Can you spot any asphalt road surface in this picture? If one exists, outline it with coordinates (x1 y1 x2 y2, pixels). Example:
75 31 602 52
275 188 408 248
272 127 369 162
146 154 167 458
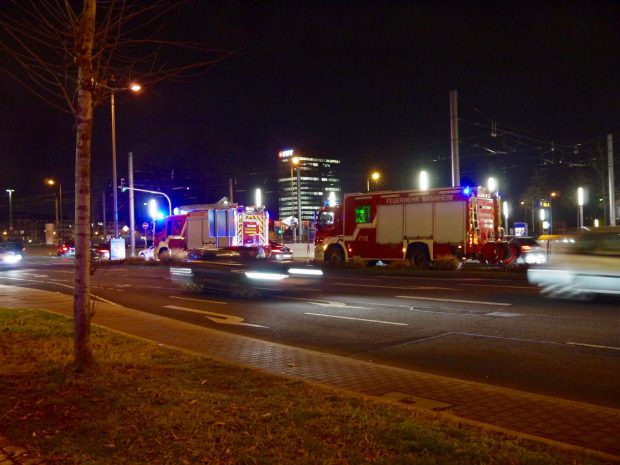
3 255 619 409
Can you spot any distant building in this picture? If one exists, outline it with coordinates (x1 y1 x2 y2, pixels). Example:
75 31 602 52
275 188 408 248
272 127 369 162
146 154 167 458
277 149 342 223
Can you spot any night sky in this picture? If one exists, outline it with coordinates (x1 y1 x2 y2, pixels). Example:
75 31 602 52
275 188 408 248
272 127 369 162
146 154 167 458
2 1 619 224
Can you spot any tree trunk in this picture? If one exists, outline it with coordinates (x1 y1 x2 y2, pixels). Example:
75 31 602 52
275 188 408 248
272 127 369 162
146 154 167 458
73 0 96 370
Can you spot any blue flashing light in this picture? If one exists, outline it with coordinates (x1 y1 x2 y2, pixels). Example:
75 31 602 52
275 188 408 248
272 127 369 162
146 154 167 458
462 186 472 196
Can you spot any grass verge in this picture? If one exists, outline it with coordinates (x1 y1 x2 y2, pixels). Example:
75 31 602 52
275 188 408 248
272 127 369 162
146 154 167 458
0 309 601 465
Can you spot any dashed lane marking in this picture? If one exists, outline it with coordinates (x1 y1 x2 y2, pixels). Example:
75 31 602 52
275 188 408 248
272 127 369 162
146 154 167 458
304 312 408 326
168 295 228 305
566 341 620 351
396 295 512 306
333 282 456 291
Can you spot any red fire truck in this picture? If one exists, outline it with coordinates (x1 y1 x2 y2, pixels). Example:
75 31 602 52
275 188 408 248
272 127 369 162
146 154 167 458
154 202 269 260
314 186 510 267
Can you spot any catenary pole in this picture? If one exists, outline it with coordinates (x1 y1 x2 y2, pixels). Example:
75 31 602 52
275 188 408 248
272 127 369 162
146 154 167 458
449 90 460 187
608 134 616 226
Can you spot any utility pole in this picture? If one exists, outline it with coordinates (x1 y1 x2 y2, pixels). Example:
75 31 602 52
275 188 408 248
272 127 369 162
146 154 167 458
128 151 136 256
449 89 460 187
608 134 616 226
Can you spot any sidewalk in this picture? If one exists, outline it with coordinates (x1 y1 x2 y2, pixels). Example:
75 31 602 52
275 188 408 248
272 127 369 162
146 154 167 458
2 283 619 463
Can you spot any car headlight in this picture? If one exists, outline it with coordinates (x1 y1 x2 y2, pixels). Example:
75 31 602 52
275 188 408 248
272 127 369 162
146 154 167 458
245 271 289 281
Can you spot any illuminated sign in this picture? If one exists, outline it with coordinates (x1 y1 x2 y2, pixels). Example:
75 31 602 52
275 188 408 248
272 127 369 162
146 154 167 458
278 149 294 158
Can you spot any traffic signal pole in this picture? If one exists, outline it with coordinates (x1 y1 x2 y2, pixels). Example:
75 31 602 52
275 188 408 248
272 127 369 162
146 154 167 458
128 151 136 257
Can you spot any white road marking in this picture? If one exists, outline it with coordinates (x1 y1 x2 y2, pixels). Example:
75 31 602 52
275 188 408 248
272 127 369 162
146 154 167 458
461 283 536 290
279 296 369 309
566 342 620 351
169 295 228 305
304 312 408 326
334 282 456 291
396 295 512 306
310 301 368 309
163 305 267 328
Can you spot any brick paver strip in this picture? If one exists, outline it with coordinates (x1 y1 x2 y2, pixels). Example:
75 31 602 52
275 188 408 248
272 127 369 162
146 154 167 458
1 284 619 460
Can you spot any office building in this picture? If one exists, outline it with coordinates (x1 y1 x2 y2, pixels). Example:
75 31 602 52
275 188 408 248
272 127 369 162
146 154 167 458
277 149 341 223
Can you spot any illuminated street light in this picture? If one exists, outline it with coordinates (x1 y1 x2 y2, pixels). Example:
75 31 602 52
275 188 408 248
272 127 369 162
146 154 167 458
5 189 15 230
255 188 262 208
578 186 585 229
503 201 509 231
418 170 429 191
44 178 62 230
107 81 142 238
328 191 336 207
290 156 302 241
487 177 498 193
367 171 381 192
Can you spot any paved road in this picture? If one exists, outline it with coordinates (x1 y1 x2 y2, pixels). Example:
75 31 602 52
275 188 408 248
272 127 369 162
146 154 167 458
3 256 620 410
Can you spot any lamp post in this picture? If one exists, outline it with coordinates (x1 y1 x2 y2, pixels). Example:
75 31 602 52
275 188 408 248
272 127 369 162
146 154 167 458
291 157 303 241
418 170 429 191
367 171 380 192
487 177 498 193
108 81 141 238
577 187 584 229
5 189 14 230
44 178 62 231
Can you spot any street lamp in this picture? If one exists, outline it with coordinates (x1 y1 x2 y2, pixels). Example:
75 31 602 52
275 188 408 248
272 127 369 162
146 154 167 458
5 189 14 230
255 188 262 208
487 177 498 193
291 156 303 241
367 171 381 192
108 81 142 238
503 201 509 232
418 170 429 191
44 178 62 230
577 186 585 229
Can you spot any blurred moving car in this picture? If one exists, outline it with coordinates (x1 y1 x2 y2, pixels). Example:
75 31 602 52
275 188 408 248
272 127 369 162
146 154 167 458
57 241 75 257
0 242 24 265
267 241 293 261
139 246 155 261
91 242 110 261
528 229 620 299
170 249 322 298
507 236 547 266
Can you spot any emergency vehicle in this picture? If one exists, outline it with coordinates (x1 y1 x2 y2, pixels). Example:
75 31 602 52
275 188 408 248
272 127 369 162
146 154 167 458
154 201 269 260
314 186 510 267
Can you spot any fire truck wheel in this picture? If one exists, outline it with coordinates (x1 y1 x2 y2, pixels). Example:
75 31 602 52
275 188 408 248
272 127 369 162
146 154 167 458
324 246 345 267
406 246 430 269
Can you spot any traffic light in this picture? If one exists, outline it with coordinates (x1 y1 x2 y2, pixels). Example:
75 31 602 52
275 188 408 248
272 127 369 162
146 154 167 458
120 178 127 192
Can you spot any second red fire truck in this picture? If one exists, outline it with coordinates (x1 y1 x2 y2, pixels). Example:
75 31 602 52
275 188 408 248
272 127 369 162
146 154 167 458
154 201 269 260
314 186 510 267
